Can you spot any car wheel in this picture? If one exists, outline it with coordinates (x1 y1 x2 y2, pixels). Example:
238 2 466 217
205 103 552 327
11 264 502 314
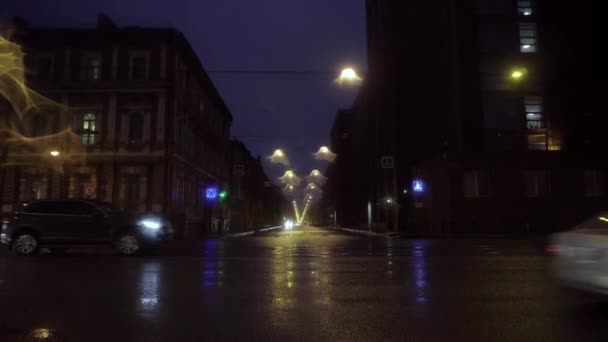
115 233 141 256
11 232 40 256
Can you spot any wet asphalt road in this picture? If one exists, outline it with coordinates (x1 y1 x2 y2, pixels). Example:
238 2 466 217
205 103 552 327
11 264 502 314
0 226 607 342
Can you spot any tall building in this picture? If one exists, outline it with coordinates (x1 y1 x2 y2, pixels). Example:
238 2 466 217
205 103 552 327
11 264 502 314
0 15 234 236
328 0 600 234
324 109 356 226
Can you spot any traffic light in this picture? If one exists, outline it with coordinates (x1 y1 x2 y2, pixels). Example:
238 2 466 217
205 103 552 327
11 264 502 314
219 190 228 201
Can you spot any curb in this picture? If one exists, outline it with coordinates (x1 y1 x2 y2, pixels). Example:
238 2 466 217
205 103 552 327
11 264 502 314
329 226 387 237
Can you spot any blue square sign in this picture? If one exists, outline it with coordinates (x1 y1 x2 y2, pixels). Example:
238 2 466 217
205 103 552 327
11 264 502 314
206 187 218 200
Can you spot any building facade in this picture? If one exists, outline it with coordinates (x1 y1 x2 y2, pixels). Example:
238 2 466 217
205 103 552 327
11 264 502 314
326 0 600 234
229 140 286 232
0 15 233 236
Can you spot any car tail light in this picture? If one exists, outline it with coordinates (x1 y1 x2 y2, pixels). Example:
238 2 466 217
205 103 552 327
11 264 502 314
545 244 560 254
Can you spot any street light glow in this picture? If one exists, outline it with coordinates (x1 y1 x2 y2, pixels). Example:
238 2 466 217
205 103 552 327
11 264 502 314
49 150 60 157
337 67 362 84
510 67 528 81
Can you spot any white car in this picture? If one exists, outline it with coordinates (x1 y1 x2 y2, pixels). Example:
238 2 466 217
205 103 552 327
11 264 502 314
551 212 608 294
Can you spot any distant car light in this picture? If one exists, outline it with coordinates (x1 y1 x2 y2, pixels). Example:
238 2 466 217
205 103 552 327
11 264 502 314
284 220 294 229
138 219 161 230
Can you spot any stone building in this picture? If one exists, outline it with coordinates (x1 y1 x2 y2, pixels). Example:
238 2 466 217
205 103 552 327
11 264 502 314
0 15 233 236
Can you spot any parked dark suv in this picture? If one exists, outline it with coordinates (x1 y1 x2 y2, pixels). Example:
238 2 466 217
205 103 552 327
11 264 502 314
1 199 174 256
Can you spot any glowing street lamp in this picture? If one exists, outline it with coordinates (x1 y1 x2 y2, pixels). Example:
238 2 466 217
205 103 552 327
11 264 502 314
510 67 528 81
273 149 284 157
49 150 60 157
337 67 362 85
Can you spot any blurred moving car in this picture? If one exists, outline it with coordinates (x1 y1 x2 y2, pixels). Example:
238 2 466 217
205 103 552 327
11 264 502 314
550 212 608 294
1 199 174 256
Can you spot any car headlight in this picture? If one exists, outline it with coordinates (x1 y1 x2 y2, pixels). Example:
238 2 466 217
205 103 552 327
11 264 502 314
138 219 162 230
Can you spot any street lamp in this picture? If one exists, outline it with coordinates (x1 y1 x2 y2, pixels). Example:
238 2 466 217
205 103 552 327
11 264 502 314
49 150 60 157
510 67 528 81
336 67 362 85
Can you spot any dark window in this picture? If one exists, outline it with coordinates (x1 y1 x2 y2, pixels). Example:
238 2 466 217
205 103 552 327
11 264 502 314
463 171 491 198
31 114 47 137
125 175 141 209
128 112 144 144
130 56 147 80
85 56 102 80
37 57 52 80
525 171 550 197
584 171 603 197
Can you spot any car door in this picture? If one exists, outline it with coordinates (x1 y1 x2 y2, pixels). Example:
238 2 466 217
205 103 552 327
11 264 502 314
20 201 65 242
58 201 110 243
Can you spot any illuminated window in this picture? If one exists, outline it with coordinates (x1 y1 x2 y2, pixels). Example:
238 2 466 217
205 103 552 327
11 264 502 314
525 171 550 197
128 112 144 145
518 0 533 16
525 96 544 129
85 56 102 80
584 171 603 197
81 113 97 145
520 23 537 53
527 134 546 150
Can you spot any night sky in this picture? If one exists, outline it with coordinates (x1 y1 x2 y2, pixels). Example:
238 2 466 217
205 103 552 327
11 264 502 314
1 0 366 182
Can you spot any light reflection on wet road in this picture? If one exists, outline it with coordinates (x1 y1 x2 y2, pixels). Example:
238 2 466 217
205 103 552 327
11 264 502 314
0 226 607 341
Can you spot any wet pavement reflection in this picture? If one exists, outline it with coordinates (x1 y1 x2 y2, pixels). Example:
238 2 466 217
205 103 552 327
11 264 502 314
0 226 607 341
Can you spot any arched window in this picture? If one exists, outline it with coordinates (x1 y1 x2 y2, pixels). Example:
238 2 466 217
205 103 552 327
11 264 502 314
128 112 144 145
81 113 97 145
31 114 47 137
